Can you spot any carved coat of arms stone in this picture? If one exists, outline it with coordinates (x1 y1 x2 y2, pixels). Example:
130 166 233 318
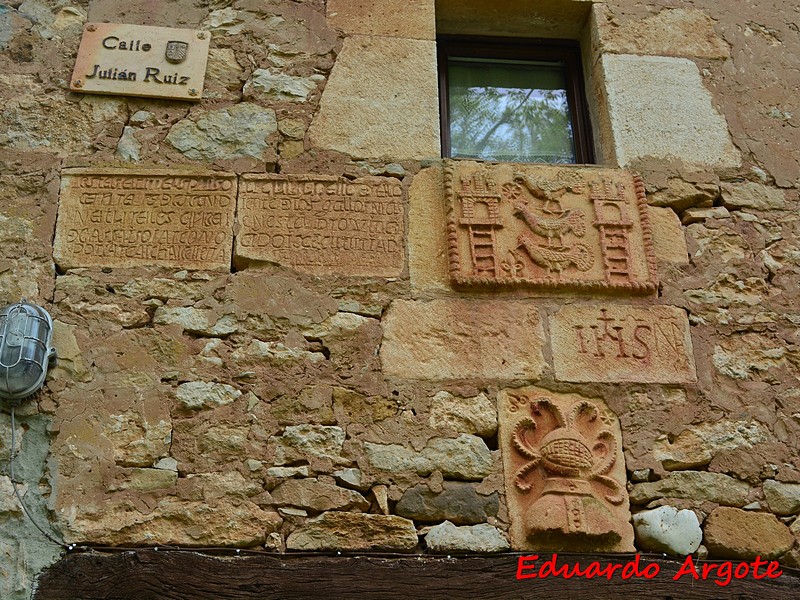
445 161 658 293
165 40 189 64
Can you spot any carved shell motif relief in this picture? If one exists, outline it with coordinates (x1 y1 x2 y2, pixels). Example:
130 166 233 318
499 387 635 552
445 161 658 293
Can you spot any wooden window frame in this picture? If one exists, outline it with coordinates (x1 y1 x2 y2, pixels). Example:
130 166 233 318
438 35 595 164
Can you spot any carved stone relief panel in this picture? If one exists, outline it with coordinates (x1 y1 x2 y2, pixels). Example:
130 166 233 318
550 305 697 384
445 160 658 293
498 386 635 552
236 174 404 277
54 169 236 270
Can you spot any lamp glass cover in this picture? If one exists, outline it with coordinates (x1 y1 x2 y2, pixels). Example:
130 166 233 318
0 302 56 404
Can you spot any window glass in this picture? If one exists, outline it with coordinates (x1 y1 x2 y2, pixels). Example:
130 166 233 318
447 58 575 164
438 37 593 164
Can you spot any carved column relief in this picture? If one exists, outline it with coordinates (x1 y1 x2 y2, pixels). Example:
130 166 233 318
499 387 635 552
445 161 658 293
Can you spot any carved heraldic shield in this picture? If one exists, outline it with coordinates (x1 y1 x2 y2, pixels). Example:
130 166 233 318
165 41 188 64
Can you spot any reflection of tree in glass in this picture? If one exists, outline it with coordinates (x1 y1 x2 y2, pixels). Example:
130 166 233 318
450 86 574 164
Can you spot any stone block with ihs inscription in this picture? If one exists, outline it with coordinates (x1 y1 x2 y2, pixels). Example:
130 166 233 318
550 305 697 384
498 387 635 552
445 161 658 293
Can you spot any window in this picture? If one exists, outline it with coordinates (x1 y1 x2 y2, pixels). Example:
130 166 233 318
438 37 594 164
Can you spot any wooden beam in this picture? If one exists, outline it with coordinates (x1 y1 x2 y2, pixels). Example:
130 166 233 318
34 550 800 600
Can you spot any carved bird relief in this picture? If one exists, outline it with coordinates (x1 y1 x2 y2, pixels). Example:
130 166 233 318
517 233 594 275
513 201 586 247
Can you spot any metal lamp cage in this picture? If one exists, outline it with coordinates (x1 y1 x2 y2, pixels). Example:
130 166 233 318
0 302 56 405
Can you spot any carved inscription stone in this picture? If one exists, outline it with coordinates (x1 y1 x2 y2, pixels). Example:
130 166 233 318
498 386 635 552
550 305 697 384
70 23 211 101
445 160 658 293
54 169 236 270
236 174 404 277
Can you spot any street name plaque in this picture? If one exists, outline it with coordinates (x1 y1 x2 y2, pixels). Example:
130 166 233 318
69 23 211 101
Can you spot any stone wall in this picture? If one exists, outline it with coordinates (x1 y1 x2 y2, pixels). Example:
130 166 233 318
0 0 798 597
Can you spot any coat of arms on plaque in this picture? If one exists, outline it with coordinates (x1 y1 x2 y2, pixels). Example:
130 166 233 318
165 40 189 64
444 161 658 293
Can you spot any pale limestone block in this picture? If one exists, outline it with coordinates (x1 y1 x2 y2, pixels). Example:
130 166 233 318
118 468 177 492
550 305 697 384
206 48 244 92
308 35 440 160
424 521 509 553
175 381 242 411
601 54 740 169
327 0 435 40
428 391 497 438
595 7 730 59
498 387 635 552
633 506 702 555
380 299 544 380
652 420 769 470
712 333 787 380
271 478 370 512
286 512 418 551
166 103 277 161
630 472 749 506
647 206 689 265
61 497 282 546
364 434 492 481
243 69 324 103
721 182 788 211
270 424 348 466
763 480 800 516
408 165 449 291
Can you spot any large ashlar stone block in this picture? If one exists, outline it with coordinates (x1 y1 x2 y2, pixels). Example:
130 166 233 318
436 0 593 39
550 305 697 384
408 165 449 290
629 471 750 507
308 35 440 160
600 54 740 169
380 299 545 380
594 7 730 59
235 174 404 276
498 387 635 552
647 206 689 265
444 161 658 293
327 0 435 40
53 169 236 270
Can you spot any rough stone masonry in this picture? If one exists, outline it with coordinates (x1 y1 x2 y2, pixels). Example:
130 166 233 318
0 1 799 598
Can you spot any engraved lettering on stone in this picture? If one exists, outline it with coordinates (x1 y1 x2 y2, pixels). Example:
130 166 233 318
54 169 236 270
551 305 697 384
236 174 404 277
499 387 634 552
445 161 658 293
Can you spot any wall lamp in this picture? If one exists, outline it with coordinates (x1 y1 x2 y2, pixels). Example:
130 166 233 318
0 301 57 406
